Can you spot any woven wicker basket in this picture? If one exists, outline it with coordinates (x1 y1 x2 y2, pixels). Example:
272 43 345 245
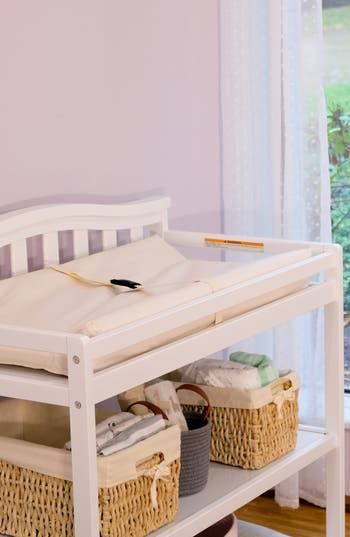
0 400 180 537
173 371 300 470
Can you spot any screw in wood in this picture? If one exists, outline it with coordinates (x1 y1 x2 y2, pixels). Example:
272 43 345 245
73 355 80 365
75 401 82 409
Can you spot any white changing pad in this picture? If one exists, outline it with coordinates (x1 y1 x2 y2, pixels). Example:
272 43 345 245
0 235 311 375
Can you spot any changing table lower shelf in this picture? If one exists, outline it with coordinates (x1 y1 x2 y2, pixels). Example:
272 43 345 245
152 430 336 537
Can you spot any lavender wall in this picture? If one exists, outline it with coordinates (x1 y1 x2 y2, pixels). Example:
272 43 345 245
0 1 221 231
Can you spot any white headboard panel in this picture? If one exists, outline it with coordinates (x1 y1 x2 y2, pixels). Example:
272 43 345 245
0 197 170 277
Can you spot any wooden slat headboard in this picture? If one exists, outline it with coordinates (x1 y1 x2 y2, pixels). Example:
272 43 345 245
0 197 170 278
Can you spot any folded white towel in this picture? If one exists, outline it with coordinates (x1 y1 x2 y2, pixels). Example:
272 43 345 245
145 381 188 432
96 415 143 449
64 412 140 451
181 358 261 390
99 415 166 456
95 412 137 435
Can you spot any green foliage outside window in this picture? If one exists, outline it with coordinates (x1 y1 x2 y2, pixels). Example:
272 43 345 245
327 98 350 309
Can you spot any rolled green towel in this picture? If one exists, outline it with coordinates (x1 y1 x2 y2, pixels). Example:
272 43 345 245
229 351 279 387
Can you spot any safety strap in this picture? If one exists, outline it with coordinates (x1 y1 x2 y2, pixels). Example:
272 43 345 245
49 265 116 289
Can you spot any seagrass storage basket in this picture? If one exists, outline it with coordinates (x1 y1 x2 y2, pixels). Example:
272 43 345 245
0 400 180 537
173 371 300 470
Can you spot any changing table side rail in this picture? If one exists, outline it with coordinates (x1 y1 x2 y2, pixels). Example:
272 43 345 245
0 326 85 405
0 323 83 354
164 229 325 255
92 279 336 402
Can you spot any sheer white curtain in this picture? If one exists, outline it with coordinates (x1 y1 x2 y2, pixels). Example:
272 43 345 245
220 0 331 507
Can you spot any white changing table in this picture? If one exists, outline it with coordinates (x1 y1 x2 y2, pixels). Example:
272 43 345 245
0 197 344 537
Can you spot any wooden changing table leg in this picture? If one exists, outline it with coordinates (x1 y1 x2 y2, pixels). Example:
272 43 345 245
325 248 345 537
68 338 100 537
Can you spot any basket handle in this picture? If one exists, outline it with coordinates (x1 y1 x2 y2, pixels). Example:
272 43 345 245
176 383 211 421
271 377 293 396
127 400 169 421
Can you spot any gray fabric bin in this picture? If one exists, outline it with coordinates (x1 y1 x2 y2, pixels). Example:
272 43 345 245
176 384 211 497
126 383 212 497
179 412 211 496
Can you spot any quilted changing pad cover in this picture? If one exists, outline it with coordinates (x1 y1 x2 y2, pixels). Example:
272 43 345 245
0 235 311 375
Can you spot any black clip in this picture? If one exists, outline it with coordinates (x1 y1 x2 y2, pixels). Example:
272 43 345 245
110 279 142 290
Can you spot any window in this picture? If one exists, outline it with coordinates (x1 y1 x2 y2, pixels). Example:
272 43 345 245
323 0 350 390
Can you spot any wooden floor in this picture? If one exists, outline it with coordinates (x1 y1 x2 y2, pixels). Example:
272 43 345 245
236 496 350 536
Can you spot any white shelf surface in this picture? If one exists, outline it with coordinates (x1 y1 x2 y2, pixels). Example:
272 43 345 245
153 430 337 537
